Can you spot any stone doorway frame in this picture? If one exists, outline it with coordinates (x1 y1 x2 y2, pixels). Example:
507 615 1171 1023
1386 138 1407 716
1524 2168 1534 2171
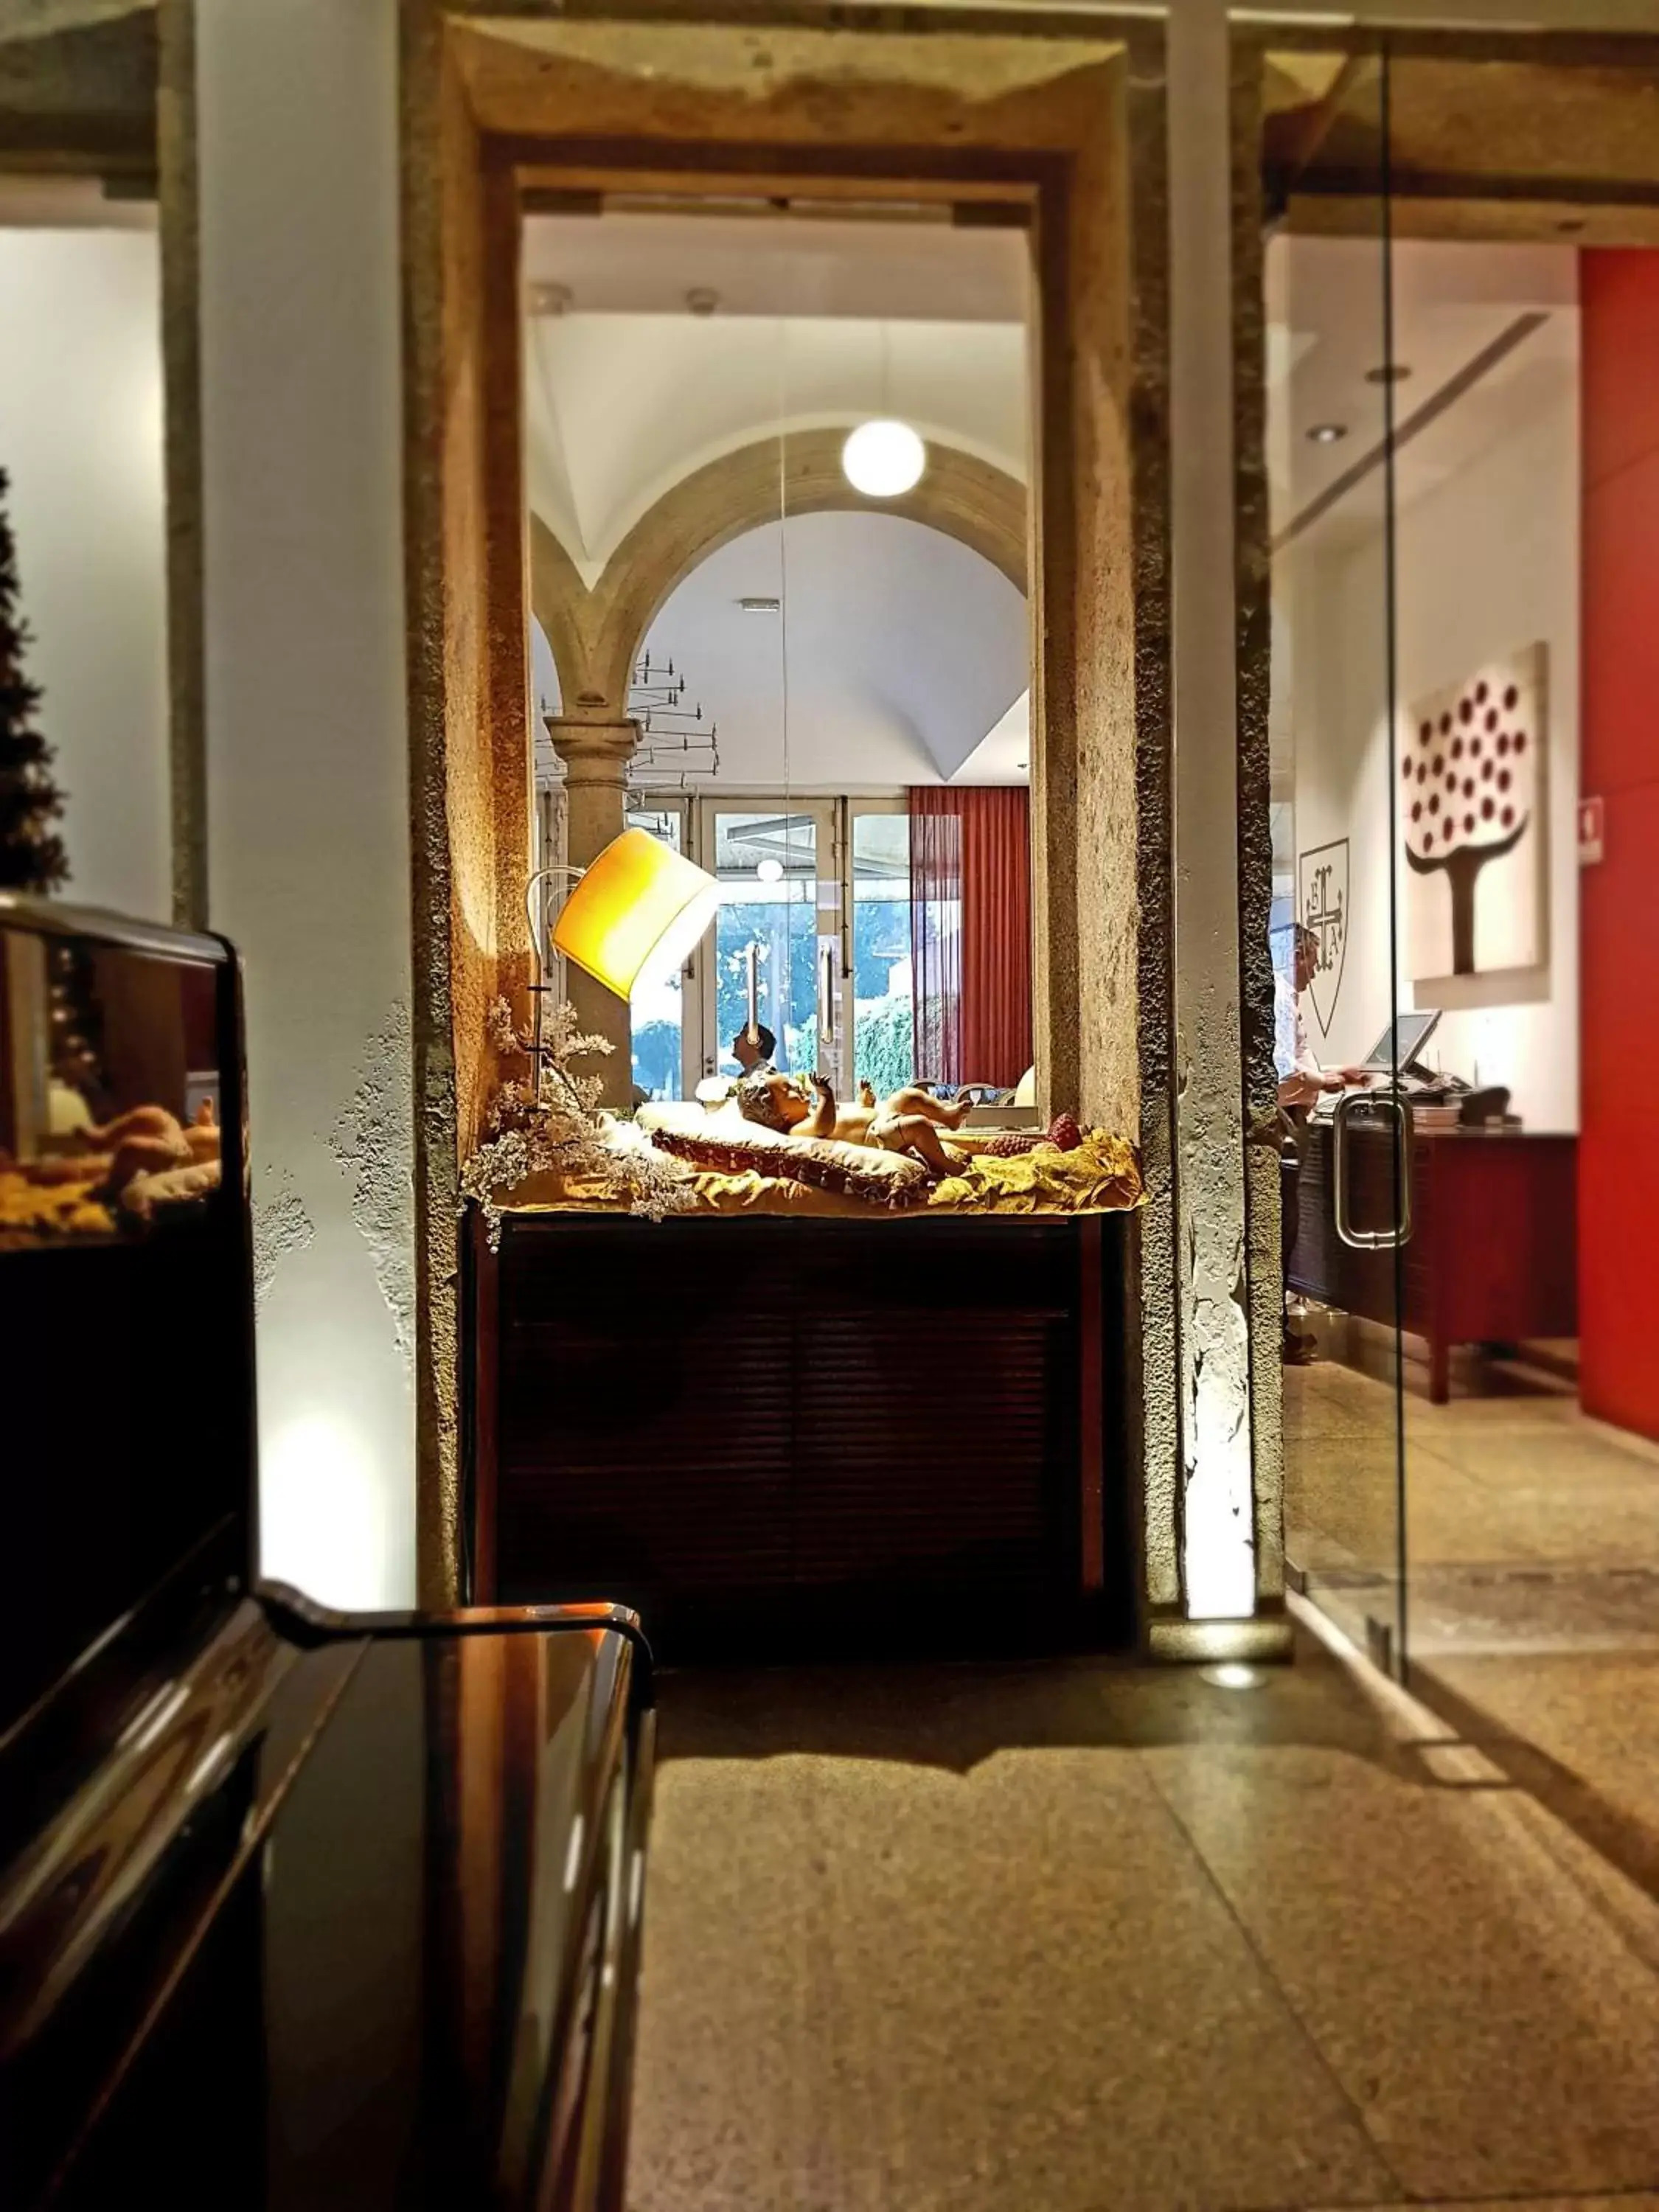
401 4 1183 1619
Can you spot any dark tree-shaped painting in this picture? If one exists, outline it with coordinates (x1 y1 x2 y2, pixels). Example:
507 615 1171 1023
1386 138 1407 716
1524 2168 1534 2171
1402 644 1545 982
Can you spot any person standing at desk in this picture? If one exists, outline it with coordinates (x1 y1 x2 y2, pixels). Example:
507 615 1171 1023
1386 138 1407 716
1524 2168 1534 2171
1276 924 1346 1113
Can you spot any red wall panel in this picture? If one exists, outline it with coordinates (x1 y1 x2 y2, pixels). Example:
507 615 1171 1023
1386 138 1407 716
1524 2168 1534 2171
1580 251 1659 1441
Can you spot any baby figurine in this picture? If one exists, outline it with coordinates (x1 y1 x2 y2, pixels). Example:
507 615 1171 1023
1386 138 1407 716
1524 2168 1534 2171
736 1071 971 1178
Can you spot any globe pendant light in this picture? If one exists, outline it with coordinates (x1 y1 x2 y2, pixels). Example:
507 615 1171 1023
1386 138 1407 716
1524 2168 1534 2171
841 321 925 498
841 417 925 498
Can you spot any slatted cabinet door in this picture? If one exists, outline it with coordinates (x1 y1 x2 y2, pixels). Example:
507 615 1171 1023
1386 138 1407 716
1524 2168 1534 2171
475 1213 1130 1658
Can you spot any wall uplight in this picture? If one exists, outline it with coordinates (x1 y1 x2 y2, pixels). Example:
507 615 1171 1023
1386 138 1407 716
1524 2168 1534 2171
841 418 926 498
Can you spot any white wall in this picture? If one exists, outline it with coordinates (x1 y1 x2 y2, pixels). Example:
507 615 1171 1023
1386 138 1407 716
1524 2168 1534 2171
641 511 1027 790
198 0 416 1608
1286 328 1580 1132
0 225 169 920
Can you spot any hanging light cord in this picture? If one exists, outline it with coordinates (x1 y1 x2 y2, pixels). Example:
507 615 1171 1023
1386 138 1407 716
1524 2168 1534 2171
775 314 801 1064
777 316 793 877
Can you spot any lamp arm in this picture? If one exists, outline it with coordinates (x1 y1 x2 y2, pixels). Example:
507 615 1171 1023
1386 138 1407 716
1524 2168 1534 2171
524 863 586 1101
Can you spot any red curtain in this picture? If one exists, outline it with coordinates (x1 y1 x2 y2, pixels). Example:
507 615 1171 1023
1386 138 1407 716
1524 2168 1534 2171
909 786 1032 1090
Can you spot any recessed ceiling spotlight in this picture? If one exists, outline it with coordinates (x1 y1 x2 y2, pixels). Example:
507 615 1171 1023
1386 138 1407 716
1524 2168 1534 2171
842 419 927 498
1307 422 1348 445
686 286 720 317
1364 362 1413 385
737 596 781 615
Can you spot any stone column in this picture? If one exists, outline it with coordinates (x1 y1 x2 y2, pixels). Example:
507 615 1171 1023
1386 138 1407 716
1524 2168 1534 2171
1167 0 1256 1630
545 715 638 1108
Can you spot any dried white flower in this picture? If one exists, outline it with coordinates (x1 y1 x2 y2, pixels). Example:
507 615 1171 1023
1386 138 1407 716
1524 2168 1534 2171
461 995 692 1245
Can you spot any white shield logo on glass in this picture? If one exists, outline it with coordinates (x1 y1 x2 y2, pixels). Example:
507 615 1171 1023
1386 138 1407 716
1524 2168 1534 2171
1298 838 1348 1038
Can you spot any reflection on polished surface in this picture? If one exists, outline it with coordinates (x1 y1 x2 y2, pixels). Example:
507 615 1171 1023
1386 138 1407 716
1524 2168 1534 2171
0 901 654 2211
1285 1355 1659 1653
1 1618 651 2211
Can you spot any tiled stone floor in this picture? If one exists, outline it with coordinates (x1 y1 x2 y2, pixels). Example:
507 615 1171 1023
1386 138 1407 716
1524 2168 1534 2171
1286 1351 1659 1963
1284 1355 1659 1658
627 1631 1659 2212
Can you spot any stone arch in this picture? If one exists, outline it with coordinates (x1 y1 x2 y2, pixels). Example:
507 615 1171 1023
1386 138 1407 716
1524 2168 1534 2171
532 428 1026 720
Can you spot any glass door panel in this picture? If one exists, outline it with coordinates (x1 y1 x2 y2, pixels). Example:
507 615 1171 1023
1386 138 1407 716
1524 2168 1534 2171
850 804 915 1095
1267 41 1411 1675
698 803 837 1082
626 801 688 1101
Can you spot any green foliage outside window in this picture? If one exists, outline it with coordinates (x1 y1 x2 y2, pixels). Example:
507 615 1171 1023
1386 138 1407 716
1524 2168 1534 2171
632 1018 680 1100
854 993 914 1096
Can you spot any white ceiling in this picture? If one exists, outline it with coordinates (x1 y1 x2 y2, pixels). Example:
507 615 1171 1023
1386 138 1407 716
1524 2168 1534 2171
1267 236 1579 549
527 220 1582 813
953 689 1030 786
1267 237 1580 797
524 207 1029 321
523 210 1031 580
630 509 1027 793
526 206 1032 793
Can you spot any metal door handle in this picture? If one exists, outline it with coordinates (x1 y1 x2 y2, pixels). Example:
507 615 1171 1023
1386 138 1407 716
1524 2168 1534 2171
818 946 835 1045
1332 1089 1415 1251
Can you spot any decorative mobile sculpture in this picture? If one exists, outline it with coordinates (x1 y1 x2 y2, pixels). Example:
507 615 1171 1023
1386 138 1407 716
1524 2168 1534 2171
626 650 720 799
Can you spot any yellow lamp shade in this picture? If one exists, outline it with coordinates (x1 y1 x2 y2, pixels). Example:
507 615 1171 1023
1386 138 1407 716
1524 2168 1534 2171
552 827 720 1000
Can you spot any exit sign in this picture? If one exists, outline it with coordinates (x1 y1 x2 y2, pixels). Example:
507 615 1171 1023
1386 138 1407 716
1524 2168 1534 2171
1579 795 1605 866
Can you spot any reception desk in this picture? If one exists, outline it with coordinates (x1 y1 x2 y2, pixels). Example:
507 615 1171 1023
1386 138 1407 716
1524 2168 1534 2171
1290 1119 1577 1402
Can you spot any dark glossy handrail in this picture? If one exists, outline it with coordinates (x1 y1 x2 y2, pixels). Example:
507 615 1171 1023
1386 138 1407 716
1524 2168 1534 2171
257 1582 655 1704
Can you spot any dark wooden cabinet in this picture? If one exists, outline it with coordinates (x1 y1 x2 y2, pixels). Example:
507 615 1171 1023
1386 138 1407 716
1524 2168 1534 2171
1291 1119 1577 1400
466 1210 1135 1658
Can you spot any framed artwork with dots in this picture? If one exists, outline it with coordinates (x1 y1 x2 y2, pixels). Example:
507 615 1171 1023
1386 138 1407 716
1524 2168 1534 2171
1400 643 1547 984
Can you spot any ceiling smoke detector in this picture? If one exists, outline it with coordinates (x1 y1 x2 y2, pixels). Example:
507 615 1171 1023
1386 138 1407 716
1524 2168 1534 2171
1307 422 1348 445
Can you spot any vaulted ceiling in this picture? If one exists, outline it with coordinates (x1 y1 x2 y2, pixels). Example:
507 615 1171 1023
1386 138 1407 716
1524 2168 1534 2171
640 509 1028 792
523 206 1033 790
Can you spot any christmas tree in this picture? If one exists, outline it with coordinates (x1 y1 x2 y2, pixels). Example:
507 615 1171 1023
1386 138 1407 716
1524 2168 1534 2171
0 467 68 892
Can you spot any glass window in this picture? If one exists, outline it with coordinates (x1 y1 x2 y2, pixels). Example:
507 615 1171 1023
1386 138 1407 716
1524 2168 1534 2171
851 810 914 1094
627 804 685 1100
710 810 821 1077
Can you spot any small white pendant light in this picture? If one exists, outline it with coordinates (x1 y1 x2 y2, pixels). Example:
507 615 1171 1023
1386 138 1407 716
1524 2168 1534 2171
842 322 925 498
841 417 926 498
